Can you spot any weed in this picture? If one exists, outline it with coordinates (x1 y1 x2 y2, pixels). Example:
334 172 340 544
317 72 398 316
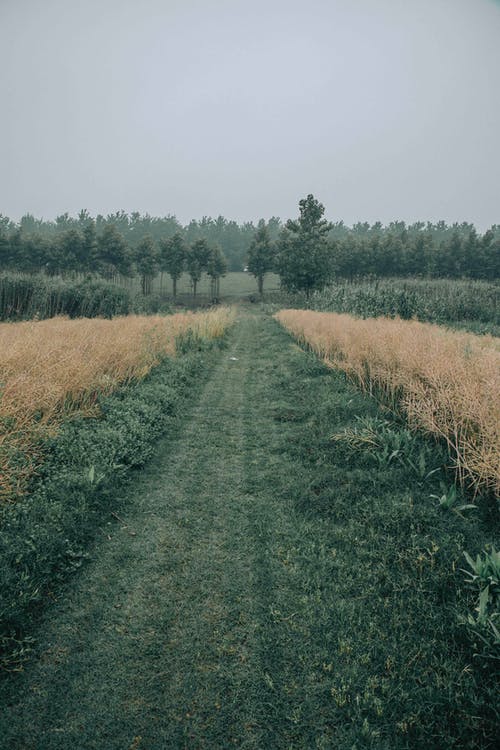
461 546 500 663
430 483 477 514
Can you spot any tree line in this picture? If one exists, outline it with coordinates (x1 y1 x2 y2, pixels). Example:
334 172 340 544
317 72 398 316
0 218 229 300
247 197 500 295
1 205 499 293
0 211 281 275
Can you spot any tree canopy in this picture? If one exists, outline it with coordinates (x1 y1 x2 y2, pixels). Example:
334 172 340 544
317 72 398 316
276 194 333 296
247 222 275 296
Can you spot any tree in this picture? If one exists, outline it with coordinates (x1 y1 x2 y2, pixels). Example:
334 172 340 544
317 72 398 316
480 230 500 280
56 229 84 275
276 194 333 296
247 223 275 296
81 219 99 275
159 233 186 299
135 235 159 295
405 232 433 277
206 244 227 303
186 238 210 298
97 224 132 279
0 225 9 271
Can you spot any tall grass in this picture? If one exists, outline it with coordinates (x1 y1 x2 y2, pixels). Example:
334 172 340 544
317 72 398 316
0 273 132 321
0 308 235 500
275 309 500 495
277 278 499 334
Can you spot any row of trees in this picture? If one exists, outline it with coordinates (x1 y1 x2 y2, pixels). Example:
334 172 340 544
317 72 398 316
1 205 499 288
0 211 281 273
247 195 500 295
134 234 228 299
0 221 227 299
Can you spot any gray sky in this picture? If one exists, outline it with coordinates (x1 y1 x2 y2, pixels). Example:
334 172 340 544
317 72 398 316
1 0 499 228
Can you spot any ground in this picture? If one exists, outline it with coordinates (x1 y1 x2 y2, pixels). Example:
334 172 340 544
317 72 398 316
138 271 281 299
0 310 495 749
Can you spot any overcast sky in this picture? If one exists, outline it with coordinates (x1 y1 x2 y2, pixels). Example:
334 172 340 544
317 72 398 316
1 0 499 228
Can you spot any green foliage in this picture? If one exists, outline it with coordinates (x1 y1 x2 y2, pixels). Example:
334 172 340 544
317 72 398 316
134 234 159 295
462 546 500 662
206 244 228 302
284 277 499 333
247 223 275 295
0 312 497 747
331 415 446 482
276 194 333 296
97 224 133 279
159 232 186 298
0 273 132 321
0 347 219 670
130 291 171 315
329 224 500 280
2 209 498 284
268 336 498 745
430 483 478 514
186 238 211 297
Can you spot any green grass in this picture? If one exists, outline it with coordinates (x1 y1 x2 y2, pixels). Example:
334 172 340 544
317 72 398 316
0 311 497 748
0 337 225 671
128 271 281 301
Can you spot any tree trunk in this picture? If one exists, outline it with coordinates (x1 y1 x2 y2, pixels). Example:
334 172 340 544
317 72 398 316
173 276 177 300
258 275 264 297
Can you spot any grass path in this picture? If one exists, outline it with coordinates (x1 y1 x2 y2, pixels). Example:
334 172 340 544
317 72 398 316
0 313 332 748
0 311 496 749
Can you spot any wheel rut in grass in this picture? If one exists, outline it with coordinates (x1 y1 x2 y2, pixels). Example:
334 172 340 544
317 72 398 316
0 313 335 749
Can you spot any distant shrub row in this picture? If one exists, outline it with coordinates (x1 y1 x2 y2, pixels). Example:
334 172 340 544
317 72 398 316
0 273 132 321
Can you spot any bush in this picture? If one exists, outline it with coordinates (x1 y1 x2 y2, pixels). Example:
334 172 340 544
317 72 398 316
0 273 132 320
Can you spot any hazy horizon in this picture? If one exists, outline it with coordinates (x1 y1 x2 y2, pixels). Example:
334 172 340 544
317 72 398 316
1 0 499 230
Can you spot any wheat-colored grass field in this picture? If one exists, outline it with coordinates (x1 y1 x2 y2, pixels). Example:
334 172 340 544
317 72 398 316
0 307 235 499
275 309 500 494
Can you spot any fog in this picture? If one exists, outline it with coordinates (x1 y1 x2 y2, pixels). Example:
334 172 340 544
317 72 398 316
1 0 499 228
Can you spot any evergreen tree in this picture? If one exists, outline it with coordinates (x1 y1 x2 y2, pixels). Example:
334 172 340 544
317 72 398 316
159 233 187 299
462 229 479 278
480 230 500 279
56 229 84 275
97 224 132 279
81 220 99 275
206 244 228 302
247 223 275 296
0 226 9 271
276 194 333 296
186 238 211 297
135 235 159 295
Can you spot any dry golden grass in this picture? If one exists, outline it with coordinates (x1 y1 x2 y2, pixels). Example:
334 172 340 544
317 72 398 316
0 307 235 499
275 309 500 495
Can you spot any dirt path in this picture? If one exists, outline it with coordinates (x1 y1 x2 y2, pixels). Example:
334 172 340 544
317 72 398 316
0 313 343 749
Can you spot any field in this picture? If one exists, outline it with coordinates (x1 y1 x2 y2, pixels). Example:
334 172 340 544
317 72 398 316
127 270 281 300
0 287 498 749
275 310 500 493
0 308 234 500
